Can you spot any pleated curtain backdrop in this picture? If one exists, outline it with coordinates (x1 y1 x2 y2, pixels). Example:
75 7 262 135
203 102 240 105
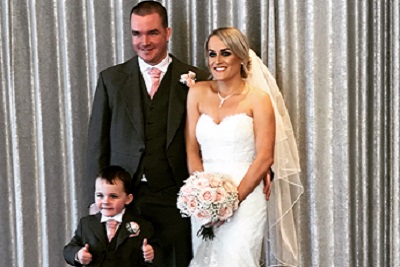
0 0 399 266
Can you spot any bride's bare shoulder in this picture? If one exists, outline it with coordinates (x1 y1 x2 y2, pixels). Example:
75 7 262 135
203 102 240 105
246 85 272 110
189 80 216 95
247 85 269 98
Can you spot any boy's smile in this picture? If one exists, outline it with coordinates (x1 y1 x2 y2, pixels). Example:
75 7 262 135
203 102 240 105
94 178 133 217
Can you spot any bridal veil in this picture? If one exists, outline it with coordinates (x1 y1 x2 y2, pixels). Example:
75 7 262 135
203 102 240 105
247 49 304 267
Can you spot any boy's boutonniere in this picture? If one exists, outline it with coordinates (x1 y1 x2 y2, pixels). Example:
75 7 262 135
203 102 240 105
126 221 140 237
180 71 196 87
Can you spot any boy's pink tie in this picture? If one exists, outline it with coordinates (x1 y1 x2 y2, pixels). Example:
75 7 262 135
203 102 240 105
148 67 161 99
106 219 118 242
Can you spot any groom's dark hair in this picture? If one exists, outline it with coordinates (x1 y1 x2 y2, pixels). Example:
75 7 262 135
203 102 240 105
130 1 169 28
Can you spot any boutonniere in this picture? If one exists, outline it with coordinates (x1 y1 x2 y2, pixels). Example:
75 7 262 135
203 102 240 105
180 71 196 87
126 221 140 237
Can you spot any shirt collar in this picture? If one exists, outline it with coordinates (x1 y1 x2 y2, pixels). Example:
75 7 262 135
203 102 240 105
100 208 125 223
138 54 172 74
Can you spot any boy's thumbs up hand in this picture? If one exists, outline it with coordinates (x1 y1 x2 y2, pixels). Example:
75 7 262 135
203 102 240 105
142 238 154 262
78 244 92 265
142 238 148 249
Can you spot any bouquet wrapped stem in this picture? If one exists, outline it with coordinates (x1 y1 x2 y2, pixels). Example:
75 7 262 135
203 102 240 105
197 224 215 240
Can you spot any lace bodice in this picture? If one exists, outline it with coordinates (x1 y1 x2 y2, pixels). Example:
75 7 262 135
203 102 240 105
196 113 255 165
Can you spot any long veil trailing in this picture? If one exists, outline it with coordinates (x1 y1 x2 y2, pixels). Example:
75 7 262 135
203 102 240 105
246 50 304 267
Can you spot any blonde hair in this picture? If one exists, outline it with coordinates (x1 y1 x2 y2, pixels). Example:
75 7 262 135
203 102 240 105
204 27 251 78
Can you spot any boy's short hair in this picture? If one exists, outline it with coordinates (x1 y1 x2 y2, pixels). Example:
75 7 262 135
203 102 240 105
96 165 132 194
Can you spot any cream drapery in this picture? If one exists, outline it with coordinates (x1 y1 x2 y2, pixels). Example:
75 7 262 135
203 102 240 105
1 0 398 266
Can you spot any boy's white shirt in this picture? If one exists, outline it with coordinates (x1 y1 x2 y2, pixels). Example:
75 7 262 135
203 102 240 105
101 208 126 234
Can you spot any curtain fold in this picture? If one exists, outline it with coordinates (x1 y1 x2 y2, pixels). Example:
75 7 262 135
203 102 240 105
0 0 398 266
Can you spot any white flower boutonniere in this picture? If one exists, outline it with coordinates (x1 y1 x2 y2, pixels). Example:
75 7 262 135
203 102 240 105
126 221 140 237
180 71 196 87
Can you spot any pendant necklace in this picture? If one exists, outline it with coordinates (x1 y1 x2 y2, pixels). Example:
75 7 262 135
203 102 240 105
217 83 247 108
217 91 234 108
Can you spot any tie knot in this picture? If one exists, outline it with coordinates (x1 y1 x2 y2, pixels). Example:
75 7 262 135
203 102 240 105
106 219 118 229
149 67 161 79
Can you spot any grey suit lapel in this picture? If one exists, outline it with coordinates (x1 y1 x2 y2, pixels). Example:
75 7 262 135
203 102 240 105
117 56 189 148
118 58 145 143
115 222 131 250
166 57 190 148
115 213 138 250
89 213 108 246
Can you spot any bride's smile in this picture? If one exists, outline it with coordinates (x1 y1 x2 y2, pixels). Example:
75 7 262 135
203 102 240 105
207 36 242 83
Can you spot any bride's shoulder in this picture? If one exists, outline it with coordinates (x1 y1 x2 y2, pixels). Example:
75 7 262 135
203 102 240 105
189 80 215 95
247 85 270 101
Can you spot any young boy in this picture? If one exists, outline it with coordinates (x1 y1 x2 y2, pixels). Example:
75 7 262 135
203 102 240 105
64 166 162 266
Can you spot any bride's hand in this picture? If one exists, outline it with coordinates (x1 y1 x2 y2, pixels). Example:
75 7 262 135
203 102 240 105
263 168 274 200
208 220 226 228
216 220 226 227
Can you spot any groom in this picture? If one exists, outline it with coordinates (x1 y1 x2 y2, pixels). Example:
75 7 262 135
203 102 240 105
86 1 209 267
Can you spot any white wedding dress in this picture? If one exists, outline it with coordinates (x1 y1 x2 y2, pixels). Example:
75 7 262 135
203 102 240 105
189 112 267 267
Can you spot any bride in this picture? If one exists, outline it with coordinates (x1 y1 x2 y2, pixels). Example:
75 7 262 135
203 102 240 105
185 27 303 266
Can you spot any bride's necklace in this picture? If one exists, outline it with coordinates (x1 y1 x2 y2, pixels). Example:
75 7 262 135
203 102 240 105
217 91 234 108
217 83 247 108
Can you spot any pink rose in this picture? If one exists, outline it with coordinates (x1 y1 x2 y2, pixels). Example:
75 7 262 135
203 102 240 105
180 71 197 87
201 172 215 180
182 185 194 195
209 176 221 187
195 209 212 224
233 199 240 210
177 195 189 207
126 221 140 237
199 188 215 203
194 177 210 188
218 206 233 221
188 198 198 214
222 180 237 193
215 187 226 202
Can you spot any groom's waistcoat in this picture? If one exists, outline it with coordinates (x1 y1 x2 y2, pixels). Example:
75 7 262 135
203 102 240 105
136 69 176 192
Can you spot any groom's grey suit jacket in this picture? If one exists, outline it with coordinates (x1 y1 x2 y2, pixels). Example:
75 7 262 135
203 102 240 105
86 55 209 204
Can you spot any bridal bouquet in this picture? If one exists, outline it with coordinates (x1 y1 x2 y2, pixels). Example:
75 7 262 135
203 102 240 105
177 171 239 240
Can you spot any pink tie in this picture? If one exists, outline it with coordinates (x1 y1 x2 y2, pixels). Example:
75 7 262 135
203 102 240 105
106 219 118 242
148 67 161 99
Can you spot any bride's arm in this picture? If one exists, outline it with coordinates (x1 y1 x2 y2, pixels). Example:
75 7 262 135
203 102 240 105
237 90 275 202
185 84 204 174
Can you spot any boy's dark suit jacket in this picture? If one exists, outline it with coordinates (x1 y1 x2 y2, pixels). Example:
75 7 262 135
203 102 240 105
86 54 209 203
64 211 162 267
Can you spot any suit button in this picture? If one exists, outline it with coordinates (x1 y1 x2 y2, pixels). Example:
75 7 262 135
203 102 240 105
147 121 153 125
139 148 144 152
